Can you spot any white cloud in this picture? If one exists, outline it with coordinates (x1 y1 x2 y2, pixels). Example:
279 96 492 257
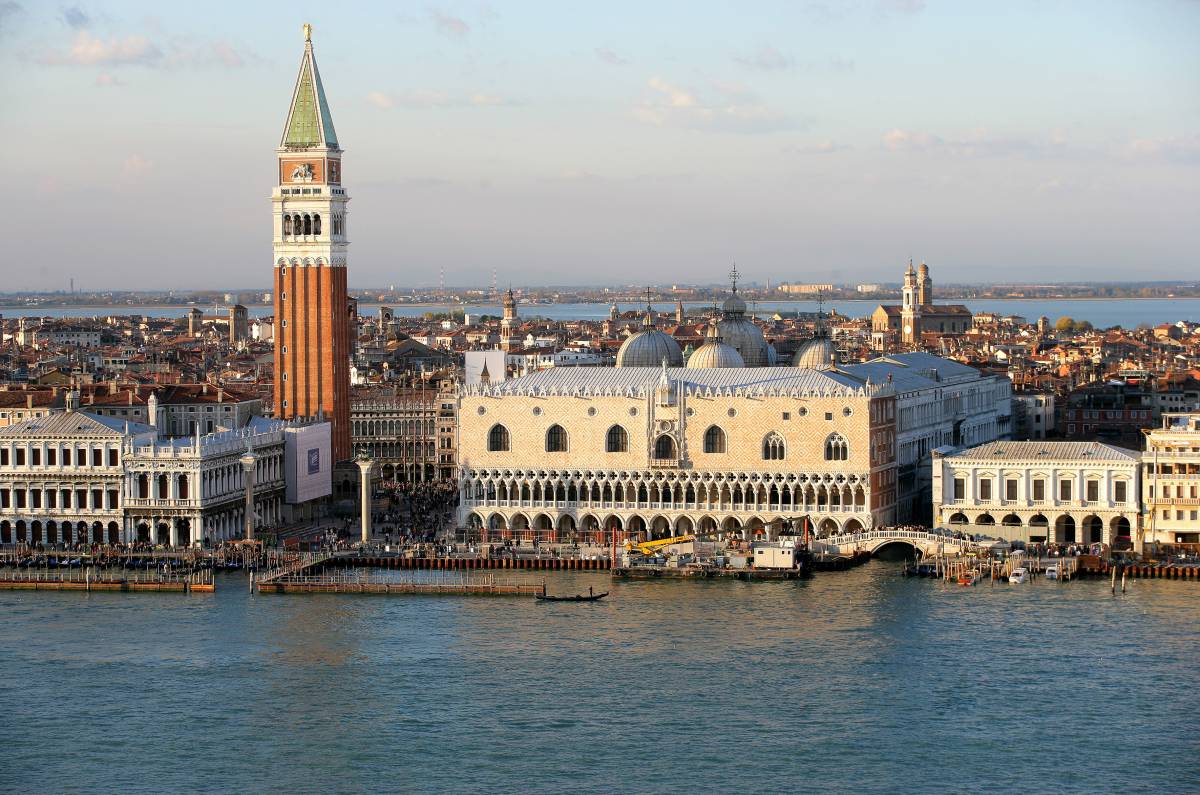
1126 135 1200 164
40 31 161 66
734 44 793 71
635 77 799 134
788 139 851 155
428 8 469 38
0 1 22 38
595 47 627 66
882 128 1070 158
878 0 926 15
366 90 394 109
38 30 253 69
59 5 90 29
120 154 153 180
94 72 123 87
367 89 513 109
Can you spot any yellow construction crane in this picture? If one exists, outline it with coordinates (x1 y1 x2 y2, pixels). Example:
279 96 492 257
625 534 696 557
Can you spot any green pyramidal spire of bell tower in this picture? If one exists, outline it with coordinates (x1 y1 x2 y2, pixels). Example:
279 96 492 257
282 24 339 150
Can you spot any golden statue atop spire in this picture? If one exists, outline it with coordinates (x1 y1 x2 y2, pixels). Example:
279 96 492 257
303 23 312 43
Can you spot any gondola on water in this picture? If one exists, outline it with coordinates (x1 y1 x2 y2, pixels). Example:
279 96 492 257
535 586 608 603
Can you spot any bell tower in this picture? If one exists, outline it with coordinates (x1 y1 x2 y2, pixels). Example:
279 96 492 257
272 24 352 461
901 259 920 345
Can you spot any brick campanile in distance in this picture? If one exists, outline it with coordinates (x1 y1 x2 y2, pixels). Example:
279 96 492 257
272 24 352 462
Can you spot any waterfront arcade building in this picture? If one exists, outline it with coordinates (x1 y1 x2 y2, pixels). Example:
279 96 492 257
932 441 1139 546
458 365 899 543
0 397 306 546
1142 413 1200 545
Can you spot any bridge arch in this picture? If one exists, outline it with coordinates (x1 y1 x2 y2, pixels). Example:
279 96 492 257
873 539 924 559
843 518 864 535
817 517 840 536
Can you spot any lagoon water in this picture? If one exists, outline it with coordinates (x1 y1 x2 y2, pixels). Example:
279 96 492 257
8 297 1200 329
2 563 1198 793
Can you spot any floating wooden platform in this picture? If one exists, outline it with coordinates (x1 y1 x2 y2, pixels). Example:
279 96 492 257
0 568 214 593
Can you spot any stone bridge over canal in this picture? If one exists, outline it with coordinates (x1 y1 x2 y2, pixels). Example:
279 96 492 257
813 528 987 558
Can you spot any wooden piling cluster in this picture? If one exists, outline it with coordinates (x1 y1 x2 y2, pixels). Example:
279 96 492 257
332 555 610 572
256 571 546 596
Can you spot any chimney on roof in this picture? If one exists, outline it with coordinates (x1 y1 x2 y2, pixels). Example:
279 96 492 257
26 394 33 409
109 380 118 395
218 388 224 402
202 383 208 395
65 390 79 412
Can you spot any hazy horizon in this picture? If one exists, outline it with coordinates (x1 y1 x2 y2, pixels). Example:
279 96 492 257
2 1 1197 291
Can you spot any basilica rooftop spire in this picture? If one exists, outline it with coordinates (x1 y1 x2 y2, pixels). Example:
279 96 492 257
281 23 339 150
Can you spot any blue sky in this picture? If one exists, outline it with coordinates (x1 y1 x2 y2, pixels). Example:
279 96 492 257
1 0 1197 290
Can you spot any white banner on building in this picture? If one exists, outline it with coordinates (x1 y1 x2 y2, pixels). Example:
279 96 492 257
284 422 333 503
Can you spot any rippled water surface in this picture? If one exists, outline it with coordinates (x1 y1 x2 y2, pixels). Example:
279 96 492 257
3 563 1198 794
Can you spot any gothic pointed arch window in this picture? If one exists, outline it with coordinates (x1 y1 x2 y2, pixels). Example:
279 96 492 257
545 424 568 452
654 434 677 460
762 432 786 460
313 214 321 235
824 432 849 461
703 425 726 454
487 424 510 452
606 424 628 453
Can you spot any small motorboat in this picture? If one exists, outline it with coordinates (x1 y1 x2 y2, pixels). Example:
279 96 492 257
957 570 979 586
1008 567 1029 584
1045 564 1060 581
536 587 608 603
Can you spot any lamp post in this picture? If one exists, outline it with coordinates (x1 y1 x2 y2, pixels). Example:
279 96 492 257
355 449 374 546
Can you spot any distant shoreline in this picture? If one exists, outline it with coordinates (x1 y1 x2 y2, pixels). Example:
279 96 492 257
3 295 1199 311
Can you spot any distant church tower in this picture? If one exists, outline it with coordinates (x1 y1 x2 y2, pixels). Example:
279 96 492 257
901 259 920 345
500 288 518 352
917 261 932 306
272 24 351 461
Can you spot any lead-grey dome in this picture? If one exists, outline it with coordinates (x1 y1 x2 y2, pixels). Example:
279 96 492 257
721 292 747 315
793 337 836 369
687 324 744 368
717 317 768 367
616 313 684 367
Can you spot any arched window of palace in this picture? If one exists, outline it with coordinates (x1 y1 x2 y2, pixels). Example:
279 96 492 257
703 425 726 454
762 432 786 460
487 424 510 452
606 425 628 453
545 424 568 452
824 432 849 461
